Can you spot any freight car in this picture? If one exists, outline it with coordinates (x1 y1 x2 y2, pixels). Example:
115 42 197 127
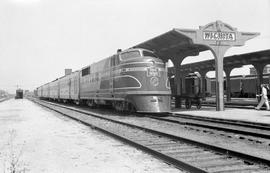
37 48 171 113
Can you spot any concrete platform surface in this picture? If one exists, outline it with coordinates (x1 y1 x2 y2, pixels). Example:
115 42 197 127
173 106 270 124
203 97 258 106
0 99 182 173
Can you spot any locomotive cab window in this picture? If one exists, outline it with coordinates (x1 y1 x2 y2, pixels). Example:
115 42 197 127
82 66 90 76
120 50 141 61
142 51 158 58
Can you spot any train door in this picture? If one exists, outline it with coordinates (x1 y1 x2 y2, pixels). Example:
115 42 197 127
68 77 71 99
110 55 120 96
74 72 80 101
110 56 115 96
41 86 43 98
57 80 60 101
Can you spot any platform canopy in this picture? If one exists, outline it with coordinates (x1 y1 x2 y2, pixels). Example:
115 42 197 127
169 49 270 74
132 21 259 111
132 29 209 61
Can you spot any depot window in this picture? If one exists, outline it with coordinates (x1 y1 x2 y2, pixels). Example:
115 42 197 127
120 51 141 61
142 51 158 58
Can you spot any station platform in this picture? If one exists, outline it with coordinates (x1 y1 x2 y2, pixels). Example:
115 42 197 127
203 97 259 107
172 106 270 124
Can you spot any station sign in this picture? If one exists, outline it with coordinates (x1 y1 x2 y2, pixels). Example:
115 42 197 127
203 31 236 41
176 20 259 111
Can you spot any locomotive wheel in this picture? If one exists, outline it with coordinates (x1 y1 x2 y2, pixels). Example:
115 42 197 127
113 101 136 113
185 99 191 109
113 101 123 112
126 102 136 113
87 100 97 108
118 102 125 112
74 100 80 105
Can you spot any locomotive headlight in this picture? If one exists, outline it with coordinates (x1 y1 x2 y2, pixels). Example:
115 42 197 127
150 96 163 102
150 96 158 102
148 60 155 66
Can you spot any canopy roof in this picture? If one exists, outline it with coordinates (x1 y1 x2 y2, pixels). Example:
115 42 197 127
132 29 209 61
168 49 270 75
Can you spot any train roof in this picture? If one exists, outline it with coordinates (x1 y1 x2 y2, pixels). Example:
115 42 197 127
123 48 154 53
37 48 156 89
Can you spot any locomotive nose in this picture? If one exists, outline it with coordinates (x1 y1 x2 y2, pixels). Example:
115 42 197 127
131 95 171 113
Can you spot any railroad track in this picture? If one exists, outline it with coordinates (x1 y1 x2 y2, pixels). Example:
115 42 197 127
30 98 270 173
0 97 11 103
147 113 270 147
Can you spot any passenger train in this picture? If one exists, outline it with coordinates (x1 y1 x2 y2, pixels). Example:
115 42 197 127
37 48 171 113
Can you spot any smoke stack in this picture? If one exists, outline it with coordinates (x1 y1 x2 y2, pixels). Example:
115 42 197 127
65 69 72 76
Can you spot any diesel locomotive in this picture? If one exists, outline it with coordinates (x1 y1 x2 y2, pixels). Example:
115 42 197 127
37 48 171 113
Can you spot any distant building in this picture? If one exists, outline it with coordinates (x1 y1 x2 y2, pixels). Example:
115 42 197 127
250 65 270 75
0 90 8 97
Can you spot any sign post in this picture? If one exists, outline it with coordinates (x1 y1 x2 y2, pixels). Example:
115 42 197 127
177 20 259 111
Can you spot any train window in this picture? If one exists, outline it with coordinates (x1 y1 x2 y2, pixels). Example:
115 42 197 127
142 51 158 58
120 51 141 61
82 66 90 76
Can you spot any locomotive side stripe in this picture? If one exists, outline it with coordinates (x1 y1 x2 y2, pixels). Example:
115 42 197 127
80 96 125 101
113 91 171 95
113 75 142 89
117 61 164 67
79 91 171 100
98 67 166 78
85 62 165 73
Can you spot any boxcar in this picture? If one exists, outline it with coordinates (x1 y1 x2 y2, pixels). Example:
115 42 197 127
49 79 59 100
58 75 70 101
70 71 80 102
42 83 50 98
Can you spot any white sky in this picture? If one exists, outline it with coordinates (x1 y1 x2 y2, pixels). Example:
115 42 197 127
0 0 269 93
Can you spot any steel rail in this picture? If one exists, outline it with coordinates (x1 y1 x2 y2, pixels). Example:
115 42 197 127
31 98 270 172
0 97 11 103
148 114 270 140
171 113 270 130
31 99 207 172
